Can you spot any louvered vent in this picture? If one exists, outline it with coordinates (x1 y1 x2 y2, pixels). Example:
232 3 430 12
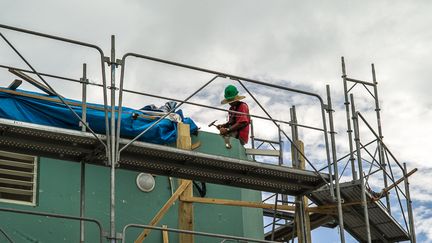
0 150 37 205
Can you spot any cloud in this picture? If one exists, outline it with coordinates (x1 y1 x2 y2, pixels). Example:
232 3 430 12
1 1 432 242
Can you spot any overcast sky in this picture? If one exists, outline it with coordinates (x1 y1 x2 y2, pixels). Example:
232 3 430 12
1 1 431 242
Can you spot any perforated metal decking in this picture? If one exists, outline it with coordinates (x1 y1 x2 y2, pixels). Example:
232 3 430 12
310 181 410 242
263 210 336 241
0 118 329 195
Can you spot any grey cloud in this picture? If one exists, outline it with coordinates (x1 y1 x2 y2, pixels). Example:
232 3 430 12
1 0 432 241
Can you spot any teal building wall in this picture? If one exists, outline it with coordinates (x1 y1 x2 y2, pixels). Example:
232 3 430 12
0 131 263 242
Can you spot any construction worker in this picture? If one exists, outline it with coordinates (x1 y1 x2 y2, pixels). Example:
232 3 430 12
217 85 250 148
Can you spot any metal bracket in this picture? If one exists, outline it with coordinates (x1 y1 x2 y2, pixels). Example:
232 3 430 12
102 231 123 240
107 86 119 91
323 104 333 112
104 57 122 67
79 121 89 128
79 78 89 84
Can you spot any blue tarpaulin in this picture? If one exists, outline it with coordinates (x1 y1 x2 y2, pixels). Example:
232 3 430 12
0 88 198 144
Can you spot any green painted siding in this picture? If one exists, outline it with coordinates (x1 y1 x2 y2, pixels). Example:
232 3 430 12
0 131 263 242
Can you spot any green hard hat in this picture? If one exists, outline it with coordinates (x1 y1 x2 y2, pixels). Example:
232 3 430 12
224 85 239 100
221 85 246 104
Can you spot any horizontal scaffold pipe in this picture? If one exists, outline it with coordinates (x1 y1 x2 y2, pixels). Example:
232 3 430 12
0 65 325 133
0 24 110 159
0 207 104 243
123 224 278 243
121 52 326 103
180 196 337 215
119 52 335 195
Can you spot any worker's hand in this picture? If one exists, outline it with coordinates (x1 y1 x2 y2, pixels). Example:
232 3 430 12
219 127 229 135
216 124 223 129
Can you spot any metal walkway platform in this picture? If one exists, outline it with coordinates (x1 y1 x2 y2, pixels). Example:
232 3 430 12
263 210 336 241
0 118 330 195
310 181 410 242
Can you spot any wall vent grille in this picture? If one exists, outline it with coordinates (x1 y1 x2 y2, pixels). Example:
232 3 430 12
0 150 37 205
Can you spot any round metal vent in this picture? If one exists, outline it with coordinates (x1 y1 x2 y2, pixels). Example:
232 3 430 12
136 173 155 192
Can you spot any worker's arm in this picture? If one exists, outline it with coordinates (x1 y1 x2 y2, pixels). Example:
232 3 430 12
216 123 229 129
219 121 248 135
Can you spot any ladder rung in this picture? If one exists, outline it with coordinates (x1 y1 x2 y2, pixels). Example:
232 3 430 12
245 148 280 157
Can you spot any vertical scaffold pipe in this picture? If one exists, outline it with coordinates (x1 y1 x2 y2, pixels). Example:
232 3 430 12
278 125 283 167
350 94 372 243
278 125 287 209
371 64 391 213
326 85 346 243
81 63 88 132
403 163 416 243
290 107 299 168
341 57 358 181
109 35 117 243
80 63 88 243
250 120 256 162
290 107 309 243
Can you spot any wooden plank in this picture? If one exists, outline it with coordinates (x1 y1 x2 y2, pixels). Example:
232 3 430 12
191 141 201 150
178 179 193 243
245 148 280 157
0 88 107 111
176 123 192 150
180 196 336 214
181 196 295 211
292 140 312 243
9 69 55 95
134 180 192 243
162 225 169 243
176 123 194 243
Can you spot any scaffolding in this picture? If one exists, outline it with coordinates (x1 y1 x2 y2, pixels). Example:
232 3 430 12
0 24 416 243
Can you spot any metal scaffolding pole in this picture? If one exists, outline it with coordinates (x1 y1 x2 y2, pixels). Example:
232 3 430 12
278 126 288 210
404 163 416 243
290 106 309 243
80 63 88 243
371 63 391 213
290 107 299 168
235 81 331 192
350 94 372 243
326 85 346 243
269 125 285 241
250 120 256 161
118 52 334 196
109 35 117 243
341 57 358 181
0 24 110 154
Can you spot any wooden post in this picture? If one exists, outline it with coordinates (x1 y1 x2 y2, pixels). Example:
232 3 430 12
293 140 312 243
177 123 194 243
162 225 169 243
134 181 192 243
